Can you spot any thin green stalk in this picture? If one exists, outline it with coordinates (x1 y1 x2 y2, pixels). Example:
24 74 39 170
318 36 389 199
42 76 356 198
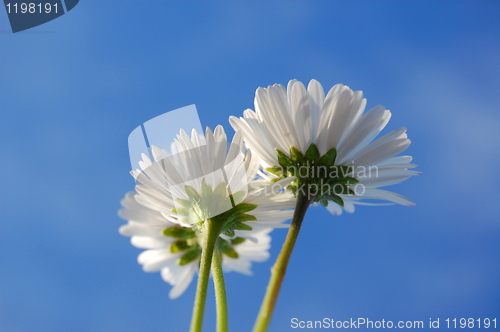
190 220 223 332
211 242 229 332
253 190 312 332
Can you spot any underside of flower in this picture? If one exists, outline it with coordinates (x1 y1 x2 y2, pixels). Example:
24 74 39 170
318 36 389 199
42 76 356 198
266 143 359 207
162 225 248 266
230 79 419 214
120 126 295 297
171 179 258 237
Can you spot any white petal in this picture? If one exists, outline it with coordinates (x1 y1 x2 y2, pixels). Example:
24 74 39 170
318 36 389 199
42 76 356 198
290 81 312 151
307 79 325 142
376 155 413 166
164 261 198 299
326 201 343 216
286 79 298 105
359 175 415 188
323 86 354 146
223 256 252 275
316 84 344 153
263 85 299 152
358 188 415 206
131 236 170 249
343 200 356 213
337 107 391 163
119 223 163 237
338 90 366 144
351 137 410 168
344 127 407 165
254 87 289 153
138 249 180 272
230 115 277 167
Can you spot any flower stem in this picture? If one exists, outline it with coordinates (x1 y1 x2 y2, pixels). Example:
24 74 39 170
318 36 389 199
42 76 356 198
190 219 223 332
253 190 312 332
211 242 229 332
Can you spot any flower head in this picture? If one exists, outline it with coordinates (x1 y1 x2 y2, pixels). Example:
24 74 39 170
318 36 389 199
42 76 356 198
131 125 294 236
119 192 273 299
230 79 419 214
119 125 295 296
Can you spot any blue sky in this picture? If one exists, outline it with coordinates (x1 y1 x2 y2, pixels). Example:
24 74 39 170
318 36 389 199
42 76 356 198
1 1 499 331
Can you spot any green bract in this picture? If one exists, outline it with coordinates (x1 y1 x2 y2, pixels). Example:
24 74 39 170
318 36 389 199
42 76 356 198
171 179 253 231
165 179 258 265
162 225 248 265
266 143 359 207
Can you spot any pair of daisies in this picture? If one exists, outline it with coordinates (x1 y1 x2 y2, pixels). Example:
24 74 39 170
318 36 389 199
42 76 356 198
119 79 418 299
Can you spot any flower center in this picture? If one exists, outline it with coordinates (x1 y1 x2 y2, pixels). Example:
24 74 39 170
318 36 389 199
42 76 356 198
266 143 359 206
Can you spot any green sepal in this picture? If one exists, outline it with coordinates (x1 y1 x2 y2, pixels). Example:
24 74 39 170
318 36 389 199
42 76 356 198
346 188 355 196
174 198 192 209
334 177 359 184
219 240 239 259
222 246 239 259
232 214 257 224
316 196 329 207
171 207 190 217
201 179 213 198
233 203 257 214
305 143 320 163
326 179 357 196
230 191 246 206
170 240 190 253
178 247 201 266
329 165 354 178
318 147 337 167
329 185 345 195
213 182 228 199
265 166 283 177
290 146 304 164
230 237 246 245
184 185 201 202
286 165 297 177
222 229 235 238
234 222 253 231
328 193 345 207
276 149 294 168
162 227 196 239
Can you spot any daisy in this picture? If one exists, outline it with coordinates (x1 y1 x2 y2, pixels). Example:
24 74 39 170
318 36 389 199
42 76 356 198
130 125 295 236
122 124 295 332
230 79 419 214
230 80 420 332
119 192 274 299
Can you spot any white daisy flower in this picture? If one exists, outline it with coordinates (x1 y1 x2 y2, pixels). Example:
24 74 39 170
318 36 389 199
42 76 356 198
230 79 420 215
131 125 295 235
119 192 274 299
120 125 295 299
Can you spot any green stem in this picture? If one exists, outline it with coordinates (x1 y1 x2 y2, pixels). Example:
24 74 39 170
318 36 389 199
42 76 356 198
190 220 223 332
212 242 229 332
253 190 312 332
